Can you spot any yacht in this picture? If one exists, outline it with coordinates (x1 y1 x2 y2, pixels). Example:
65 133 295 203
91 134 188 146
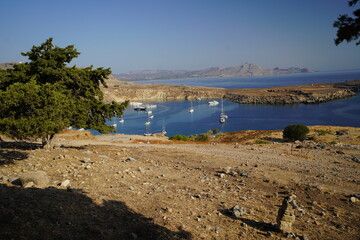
208 100 219 106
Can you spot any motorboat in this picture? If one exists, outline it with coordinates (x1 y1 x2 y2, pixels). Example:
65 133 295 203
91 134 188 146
208 100 219 106
129 102 143 106
119 118 124 123
134 106 146 111
145 104 157 109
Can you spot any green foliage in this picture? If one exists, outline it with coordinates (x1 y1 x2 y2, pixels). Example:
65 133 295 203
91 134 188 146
169 134 189 141
212 129 219 134
333 0 360 45
193 134 210 141
0 38 129 147
316 130 331 135
283 124 310 141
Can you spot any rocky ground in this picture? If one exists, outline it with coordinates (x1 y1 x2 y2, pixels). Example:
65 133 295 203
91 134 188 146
0 126 359 240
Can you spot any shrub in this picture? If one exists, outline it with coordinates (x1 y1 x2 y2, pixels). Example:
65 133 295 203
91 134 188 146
254 139 270 144
194 134 210 141
212 129 219 134
169 134 189 141
283 124 310 141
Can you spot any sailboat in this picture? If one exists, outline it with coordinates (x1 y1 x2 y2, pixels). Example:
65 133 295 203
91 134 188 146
161 120 167 135
145 115 151 125
162 126 167 135
219 99 228 123
112 113 117 128
188 101 194 113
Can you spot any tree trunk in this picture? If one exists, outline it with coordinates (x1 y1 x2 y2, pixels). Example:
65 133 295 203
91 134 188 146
42 134 55 150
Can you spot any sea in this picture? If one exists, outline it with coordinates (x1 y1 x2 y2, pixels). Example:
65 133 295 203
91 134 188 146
97 70 360 137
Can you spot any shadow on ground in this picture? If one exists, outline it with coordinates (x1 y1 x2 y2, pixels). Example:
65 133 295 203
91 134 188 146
0 184 192 240
220 208 278 234
0 141 38 165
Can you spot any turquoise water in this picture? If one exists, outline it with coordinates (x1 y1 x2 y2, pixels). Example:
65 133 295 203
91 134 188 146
97 70 360 136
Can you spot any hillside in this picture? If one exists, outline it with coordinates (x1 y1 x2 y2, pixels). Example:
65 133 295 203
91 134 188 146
114 63 313 81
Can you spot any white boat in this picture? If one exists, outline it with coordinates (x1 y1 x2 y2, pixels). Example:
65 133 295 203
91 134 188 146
219 117 226 123
147 110 152 115
112 123 117 127
145 121 151 125
78 128 85 131
188 101 194 113
219 99 228 123
145 104 157 109
149 115 154 119
119 118 124 123
162 127 167 135
208 100 219 106
129 102 143 106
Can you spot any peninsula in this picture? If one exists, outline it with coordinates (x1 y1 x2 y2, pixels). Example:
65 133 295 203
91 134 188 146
102 76 360 105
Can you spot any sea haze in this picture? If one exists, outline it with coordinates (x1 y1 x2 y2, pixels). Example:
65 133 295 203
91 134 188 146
95 70 360 136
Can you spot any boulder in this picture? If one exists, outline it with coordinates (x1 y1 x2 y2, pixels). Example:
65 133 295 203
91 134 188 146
19 171 49 188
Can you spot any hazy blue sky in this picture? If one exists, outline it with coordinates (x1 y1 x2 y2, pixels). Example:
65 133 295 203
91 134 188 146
1 0 359 73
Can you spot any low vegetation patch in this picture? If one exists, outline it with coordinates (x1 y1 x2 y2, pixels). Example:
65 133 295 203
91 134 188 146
254 139 270 144
169 134 189 141
316 130 332 135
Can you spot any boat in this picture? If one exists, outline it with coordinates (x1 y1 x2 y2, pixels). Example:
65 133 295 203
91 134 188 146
145 104 157 109
162 126 167 135
149 115 154 119
219 99 228 123
188 101 194 113
208 100 219 106
134 106 146 111
219 117 226 123
147 110 153 115
145 121 151 125
129 102 143 107
119 118 124 123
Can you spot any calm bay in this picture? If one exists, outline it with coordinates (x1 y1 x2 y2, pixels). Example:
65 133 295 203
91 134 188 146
100 70 360 137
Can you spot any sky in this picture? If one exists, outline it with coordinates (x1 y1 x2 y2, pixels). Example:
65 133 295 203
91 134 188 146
0 0 359 74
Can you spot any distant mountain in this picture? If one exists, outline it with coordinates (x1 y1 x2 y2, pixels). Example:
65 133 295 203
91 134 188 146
114 63 314 81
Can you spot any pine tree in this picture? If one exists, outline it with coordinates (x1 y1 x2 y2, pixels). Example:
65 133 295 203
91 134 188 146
0 38 128 148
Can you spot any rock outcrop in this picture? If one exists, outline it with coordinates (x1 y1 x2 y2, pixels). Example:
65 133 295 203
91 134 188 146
276 194 298 233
